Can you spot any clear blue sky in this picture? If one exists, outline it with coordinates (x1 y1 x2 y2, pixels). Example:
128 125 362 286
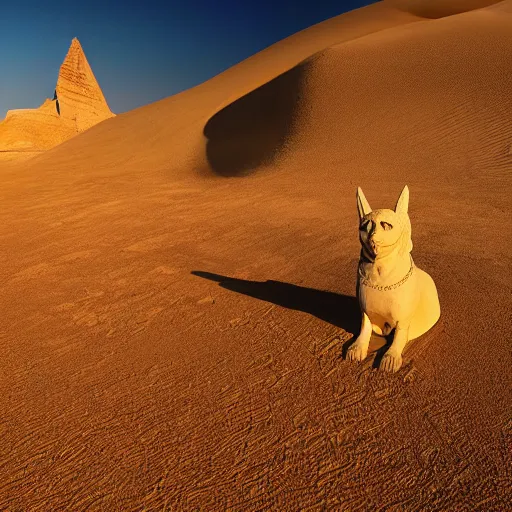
0 0 375 118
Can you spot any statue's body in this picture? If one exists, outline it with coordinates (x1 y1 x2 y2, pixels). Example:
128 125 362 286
346 186 440 372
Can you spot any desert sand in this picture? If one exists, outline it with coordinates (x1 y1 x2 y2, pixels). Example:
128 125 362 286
1 0 511 510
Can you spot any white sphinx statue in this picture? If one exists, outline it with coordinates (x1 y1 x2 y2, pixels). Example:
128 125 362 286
346 185 440 372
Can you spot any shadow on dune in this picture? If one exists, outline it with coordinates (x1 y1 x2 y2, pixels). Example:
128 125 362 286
192 270 362 350
191 271 408 368
203 64 304 177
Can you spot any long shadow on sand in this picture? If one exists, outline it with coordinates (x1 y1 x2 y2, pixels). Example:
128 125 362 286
203 64 304 177
191 270 371 357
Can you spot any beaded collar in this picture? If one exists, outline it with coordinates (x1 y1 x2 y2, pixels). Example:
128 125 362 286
358 255 414 291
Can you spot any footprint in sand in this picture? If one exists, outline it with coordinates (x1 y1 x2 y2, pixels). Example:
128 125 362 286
57 250 98 263
73 311 100 327
131 307 165 334
11 262 54 281
124 234 169 253
151 265 178 275
197 296 215 305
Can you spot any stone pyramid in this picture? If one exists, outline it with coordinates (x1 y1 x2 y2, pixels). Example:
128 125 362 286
55 38 114 132
0 38 115 152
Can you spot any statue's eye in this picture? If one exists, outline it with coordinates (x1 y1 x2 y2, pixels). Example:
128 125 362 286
381 222 393 231
360 220 375 233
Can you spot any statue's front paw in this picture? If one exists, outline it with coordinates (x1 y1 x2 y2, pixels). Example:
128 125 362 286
346 341 368 363
380 351 403 373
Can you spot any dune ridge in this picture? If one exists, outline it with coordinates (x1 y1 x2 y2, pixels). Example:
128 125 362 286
16 0 423 172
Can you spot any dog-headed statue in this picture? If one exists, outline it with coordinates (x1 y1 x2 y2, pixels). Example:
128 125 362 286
346 185 440 372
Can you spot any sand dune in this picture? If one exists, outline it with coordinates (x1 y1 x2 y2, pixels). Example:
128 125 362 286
285 6 512 184
1 0 511 510
19 1 422 174
390 0 505 18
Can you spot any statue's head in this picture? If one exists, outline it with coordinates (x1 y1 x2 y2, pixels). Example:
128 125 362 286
356 185 412 261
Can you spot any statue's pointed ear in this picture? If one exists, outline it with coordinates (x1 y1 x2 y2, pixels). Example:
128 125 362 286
356 187 372 220
395 185 409 215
